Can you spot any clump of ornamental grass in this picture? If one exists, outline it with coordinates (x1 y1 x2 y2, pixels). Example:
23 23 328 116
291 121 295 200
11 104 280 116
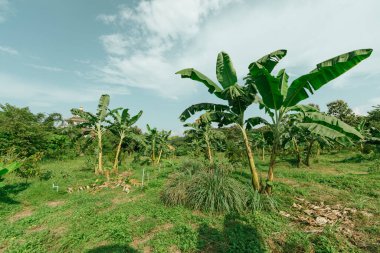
161 172 192 206
246 189 278 212
186 169 247 213
161 159 265 213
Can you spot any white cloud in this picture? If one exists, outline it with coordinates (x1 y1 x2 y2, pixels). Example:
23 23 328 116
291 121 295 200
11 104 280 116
28 64 65 72
96 14 117 24
97 0 380 99
0 72 130 107
98 0 235 98
100 34 130 56
0 0 10 23
0 45 18 55
353 97 380 115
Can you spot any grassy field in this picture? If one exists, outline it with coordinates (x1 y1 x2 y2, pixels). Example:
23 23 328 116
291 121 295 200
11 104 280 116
0 151 379 253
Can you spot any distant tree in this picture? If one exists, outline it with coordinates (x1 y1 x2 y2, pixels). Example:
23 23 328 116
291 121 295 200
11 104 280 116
327 100 357 125
0 104 48 157
367 105 380 130
308 103 320 111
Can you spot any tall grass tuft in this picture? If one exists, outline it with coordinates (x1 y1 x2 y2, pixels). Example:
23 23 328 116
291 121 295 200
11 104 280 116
161 159 260 213
161 172 191 206
186 170 247 213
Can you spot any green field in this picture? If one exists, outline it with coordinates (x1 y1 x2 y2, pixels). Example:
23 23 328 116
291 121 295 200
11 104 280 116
1 152 379 253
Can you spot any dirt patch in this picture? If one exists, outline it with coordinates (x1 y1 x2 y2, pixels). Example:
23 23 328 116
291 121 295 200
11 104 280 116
129 215 146 223
191 210 208 218
46 200 65 207
27 225 46 233
143 246 152 253
132 223 174 248
349 171 369 175
169 245 181 253
277 177 301 186
9 208 33 222
51 224 68 237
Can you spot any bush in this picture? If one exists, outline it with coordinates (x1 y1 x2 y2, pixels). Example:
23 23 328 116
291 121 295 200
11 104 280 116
16 152 43 181
246 190 278 212
161 160 255 213
161 172 192 206
187 170 247 213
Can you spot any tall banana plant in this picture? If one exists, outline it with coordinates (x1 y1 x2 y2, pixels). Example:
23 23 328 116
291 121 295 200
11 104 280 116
283 110 351 167
176 51 263 191
71 94 110 174
146 125 171 165
146 125 158 164
108 108 143 174
156 129 171 165
184 115 215 164
245 49 372 193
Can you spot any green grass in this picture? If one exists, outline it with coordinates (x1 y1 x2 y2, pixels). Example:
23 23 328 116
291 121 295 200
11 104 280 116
0 152 379 252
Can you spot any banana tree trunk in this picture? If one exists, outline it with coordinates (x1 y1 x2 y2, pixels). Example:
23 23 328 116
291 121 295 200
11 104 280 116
156 149 163 165
151 137 156 164
97 124 103 174
113 133 125 174
205 133 213 164
105 169 110 181
262 146 265 161
265 143 277 194
293 138 302 168
239 125 261 192
305 139 315 167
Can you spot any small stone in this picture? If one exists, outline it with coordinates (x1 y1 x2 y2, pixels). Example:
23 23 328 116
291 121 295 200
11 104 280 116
315 217 328 226
279 211 291 218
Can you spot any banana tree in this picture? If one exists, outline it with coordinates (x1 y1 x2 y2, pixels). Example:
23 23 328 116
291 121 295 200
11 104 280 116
176 51 265 191
245 49 372 193
250 131 267 161
156 129 171 165
183 115 215 164
71 94 110 174
108 108 143 174
146 125 171 165
146 125 158 164
283 111 344 167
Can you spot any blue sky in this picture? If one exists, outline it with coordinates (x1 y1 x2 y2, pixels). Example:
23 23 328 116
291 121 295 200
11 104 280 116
0 0 379 135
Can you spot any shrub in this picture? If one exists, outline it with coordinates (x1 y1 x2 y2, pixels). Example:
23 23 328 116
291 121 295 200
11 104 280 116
162 160 250 213
246 189 278 212
187 170 247 213
161 172 192 206
16 152 43 181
